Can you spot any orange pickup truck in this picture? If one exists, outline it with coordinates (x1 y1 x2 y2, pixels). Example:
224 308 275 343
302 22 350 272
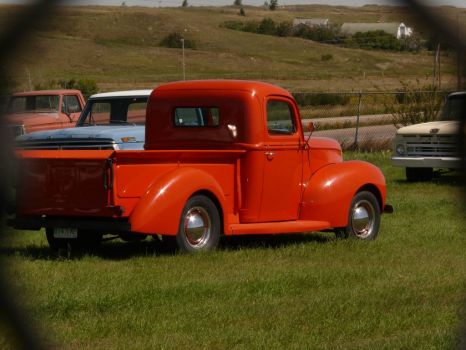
10 80 392 252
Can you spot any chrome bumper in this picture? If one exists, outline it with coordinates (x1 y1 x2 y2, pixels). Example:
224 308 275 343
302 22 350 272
391 156 462 169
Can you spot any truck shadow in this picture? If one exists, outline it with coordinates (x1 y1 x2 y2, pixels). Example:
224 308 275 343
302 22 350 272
221 233 331 251
0 233 333 260
393 173 464 187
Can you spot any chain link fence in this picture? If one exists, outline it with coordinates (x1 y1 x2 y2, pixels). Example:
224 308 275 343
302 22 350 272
293 91 447 151
0 90 447 152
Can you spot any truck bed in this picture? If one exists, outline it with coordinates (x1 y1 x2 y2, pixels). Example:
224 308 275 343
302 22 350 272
15 149 244 223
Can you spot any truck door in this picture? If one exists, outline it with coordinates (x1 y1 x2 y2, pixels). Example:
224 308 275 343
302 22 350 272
61 94 83 126
259 98 303 222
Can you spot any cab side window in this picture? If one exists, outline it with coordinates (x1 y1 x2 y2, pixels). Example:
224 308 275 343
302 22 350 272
266 100 295 135
62 95 82 114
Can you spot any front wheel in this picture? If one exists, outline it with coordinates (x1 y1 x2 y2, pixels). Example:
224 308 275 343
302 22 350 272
335 191 381 241
176 195 221 253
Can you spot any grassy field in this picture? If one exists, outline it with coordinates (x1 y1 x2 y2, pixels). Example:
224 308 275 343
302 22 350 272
0 4 463 92
1 152 465 349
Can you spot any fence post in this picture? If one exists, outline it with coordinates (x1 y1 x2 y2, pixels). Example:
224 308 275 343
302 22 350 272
354 91 362 149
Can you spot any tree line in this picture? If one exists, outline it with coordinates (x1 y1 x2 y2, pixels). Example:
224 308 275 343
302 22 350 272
222 18 426 52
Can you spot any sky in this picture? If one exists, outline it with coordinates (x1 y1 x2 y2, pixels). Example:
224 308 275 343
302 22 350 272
0 0 465 7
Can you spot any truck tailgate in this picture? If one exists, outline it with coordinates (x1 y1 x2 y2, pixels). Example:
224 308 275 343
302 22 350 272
16 150 118 217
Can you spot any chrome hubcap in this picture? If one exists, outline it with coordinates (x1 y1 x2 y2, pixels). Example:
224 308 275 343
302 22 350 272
184 207 211 248
351 200 375 239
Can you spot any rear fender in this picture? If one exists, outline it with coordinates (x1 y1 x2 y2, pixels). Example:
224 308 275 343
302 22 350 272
300 161 386 227
129 167 226 235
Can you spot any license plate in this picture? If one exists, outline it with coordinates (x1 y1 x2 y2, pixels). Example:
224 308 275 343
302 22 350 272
53 228 78 239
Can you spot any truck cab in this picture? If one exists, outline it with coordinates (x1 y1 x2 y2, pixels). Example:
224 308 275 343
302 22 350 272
3 90 85 138
15 90 151 150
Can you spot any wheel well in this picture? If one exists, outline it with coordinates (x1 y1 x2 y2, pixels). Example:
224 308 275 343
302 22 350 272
190 190 224 235
357 184 382 211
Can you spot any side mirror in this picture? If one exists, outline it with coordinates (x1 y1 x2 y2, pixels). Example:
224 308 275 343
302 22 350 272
306 121 316 133
305 121 316 146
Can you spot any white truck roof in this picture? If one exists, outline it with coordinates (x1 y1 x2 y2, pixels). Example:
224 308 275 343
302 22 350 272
89 90 153 99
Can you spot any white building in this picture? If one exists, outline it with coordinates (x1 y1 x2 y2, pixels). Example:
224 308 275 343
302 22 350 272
341 22 413 39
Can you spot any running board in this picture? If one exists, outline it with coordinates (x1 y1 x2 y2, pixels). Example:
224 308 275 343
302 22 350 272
229 220 331 235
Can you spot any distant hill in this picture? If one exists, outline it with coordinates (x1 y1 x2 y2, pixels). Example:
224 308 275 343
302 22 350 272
0 4 462 92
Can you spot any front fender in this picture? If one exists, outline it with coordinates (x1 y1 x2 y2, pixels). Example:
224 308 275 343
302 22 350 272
300 161 387 227
129 167 226 235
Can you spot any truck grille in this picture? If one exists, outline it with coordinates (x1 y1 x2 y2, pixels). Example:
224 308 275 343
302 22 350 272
16 138 117 150
405 135 458 157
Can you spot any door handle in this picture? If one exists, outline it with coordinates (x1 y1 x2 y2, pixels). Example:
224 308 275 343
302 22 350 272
265 151 275 160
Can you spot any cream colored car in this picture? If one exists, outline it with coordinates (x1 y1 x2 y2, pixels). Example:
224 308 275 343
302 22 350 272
392 91 464 181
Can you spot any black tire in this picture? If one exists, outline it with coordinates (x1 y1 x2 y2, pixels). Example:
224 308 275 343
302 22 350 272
335 191 381 241
175 195 221 253
46 228 102 252
406 167 433 182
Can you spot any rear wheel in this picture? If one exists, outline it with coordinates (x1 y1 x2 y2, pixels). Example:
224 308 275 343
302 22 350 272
175 195 221 253
406 167 433 182
335 191 381 241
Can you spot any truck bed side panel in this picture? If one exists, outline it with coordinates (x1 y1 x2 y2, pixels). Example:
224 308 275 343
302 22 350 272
112 150 243 235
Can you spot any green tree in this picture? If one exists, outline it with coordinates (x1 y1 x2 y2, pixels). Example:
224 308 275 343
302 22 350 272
160 32 196 49
275 21 292 37
34 78 99 95
181 0 188 7
239 7 246 16
269 0 278 10
387 82 444 128
243 21 259 33
257 18 276 35
348 30 400 50
233 0 242 6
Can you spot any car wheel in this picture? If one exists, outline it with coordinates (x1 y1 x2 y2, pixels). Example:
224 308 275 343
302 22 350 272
176 195 221 253
335 191 381 241
406 167 433 182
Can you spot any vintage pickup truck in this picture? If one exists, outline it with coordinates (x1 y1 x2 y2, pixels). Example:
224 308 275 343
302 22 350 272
10 80 392 252
392 91 464 181
15 90 151 151
3 89 86 138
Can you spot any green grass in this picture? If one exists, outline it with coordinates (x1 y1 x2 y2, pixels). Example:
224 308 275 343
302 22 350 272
1 152 465 349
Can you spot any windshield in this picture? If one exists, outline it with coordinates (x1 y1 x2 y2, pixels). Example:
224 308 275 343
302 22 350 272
77 97 148 126
8 95 59 113
439 95 465 121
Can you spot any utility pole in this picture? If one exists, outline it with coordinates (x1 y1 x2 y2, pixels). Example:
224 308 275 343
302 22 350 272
457 13 462 90
25 67 32 90
437 44 441 89
181 38 185 80
433 43 440 88
354 91 362 150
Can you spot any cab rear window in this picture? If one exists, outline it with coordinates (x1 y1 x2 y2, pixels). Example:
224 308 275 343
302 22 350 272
173 107 219 127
